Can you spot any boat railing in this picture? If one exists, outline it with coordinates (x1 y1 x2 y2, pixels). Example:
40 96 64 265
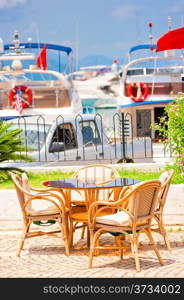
0 85 71 109
124 82 184 96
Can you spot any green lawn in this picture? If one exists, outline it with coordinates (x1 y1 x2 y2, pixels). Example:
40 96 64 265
0 167 183 189
118 169 183 184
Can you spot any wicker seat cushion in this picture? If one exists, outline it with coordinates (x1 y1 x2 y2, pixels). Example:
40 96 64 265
96 211 129 226
28 205 60 217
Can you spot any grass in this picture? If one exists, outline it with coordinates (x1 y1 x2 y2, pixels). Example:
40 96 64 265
118 169 184 184
0 167 183 189
0 171 73 189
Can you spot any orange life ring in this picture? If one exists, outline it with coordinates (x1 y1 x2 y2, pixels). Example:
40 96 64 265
9 85 32 109
127 82 149 102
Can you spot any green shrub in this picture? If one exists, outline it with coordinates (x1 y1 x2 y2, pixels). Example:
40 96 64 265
151 97 184 176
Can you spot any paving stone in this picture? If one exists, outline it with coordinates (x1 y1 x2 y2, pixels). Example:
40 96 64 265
0 221 184 278
0 185 183 278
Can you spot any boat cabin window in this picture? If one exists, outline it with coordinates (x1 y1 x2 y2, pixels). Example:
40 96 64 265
127 69 144 76
51 123 77 150
79 120 101 146
146 68 154 74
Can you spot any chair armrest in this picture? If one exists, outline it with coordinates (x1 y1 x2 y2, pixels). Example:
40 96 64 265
88 187 134 224
24 192 67 213
30 186 66 198
88 200 118 224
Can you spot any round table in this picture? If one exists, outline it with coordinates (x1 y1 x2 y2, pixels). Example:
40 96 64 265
43 177 140 207
43 177 140 247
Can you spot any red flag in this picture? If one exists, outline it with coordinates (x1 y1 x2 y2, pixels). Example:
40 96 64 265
156 26 184 52
36 44 47 70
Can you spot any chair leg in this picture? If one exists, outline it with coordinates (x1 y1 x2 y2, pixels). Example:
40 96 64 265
163 232 172 252
131 232 140 272
68 220 74 248
159 220 172 251
59 220 70 256
154 215 172 251
88 247 94 268
131 242 140 272
146 229 164 266
16 224 29 257
88 230 98 268
115 236 123 260
87 226 90 248
94 238 100 256
88 229 103 268
81 226 86 239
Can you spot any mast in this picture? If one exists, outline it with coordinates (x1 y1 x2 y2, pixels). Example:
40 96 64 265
168 16 172 31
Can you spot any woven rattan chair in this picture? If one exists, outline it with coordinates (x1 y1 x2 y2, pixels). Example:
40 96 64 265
69 164 120 247
10 172 70 256
88 180 163 272
152 169 174 251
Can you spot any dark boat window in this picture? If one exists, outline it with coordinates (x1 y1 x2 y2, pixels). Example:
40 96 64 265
52 123 77 150
146 68 154 74
127 69 144 76
79 120 101 146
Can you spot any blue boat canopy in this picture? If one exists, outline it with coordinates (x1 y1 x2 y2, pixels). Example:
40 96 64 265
129 44 157 54
4 43 72 55
0 115 34 121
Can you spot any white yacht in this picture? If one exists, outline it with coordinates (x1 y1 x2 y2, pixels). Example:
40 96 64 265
118 26 184 140
69 64 122 110
0 31 82 118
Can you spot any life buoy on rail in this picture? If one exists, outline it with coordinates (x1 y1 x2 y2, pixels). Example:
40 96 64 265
9 85 32 109
127 82 149 102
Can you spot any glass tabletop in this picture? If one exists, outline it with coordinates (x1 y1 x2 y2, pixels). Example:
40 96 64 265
43 177 140 190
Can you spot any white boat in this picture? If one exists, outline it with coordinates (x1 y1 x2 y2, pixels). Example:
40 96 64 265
118 26 184 140
68 64 121 110
0 31 82 118
0 32 153 165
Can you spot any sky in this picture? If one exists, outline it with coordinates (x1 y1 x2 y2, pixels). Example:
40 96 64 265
0 0 184 61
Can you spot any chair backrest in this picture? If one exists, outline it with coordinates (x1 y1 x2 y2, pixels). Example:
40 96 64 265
126 180 161 223
10 172 27 217
73 164 119 185
72 164 120 202
21 172 32 210
158 169 174 208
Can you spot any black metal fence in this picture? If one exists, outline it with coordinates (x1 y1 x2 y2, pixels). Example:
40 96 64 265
4 112 174 165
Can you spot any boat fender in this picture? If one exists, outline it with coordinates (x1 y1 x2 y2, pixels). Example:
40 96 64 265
128 82 149 102
9 85 33 109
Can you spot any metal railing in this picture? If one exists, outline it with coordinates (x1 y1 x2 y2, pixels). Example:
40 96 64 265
3 112 175 165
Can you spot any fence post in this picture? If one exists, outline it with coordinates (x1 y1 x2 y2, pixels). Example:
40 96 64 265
121 112 126 160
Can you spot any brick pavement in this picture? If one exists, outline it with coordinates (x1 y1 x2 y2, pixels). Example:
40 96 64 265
0 220 184 278
0 185 184 278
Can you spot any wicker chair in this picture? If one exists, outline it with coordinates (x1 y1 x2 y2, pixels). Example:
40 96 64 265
69 164 120 247
152 169 174 251
10 172 70 256
88 180 163 272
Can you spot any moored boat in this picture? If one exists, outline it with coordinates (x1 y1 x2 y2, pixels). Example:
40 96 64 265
69 64 121 111
0 31 82 118
118 23 184 140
